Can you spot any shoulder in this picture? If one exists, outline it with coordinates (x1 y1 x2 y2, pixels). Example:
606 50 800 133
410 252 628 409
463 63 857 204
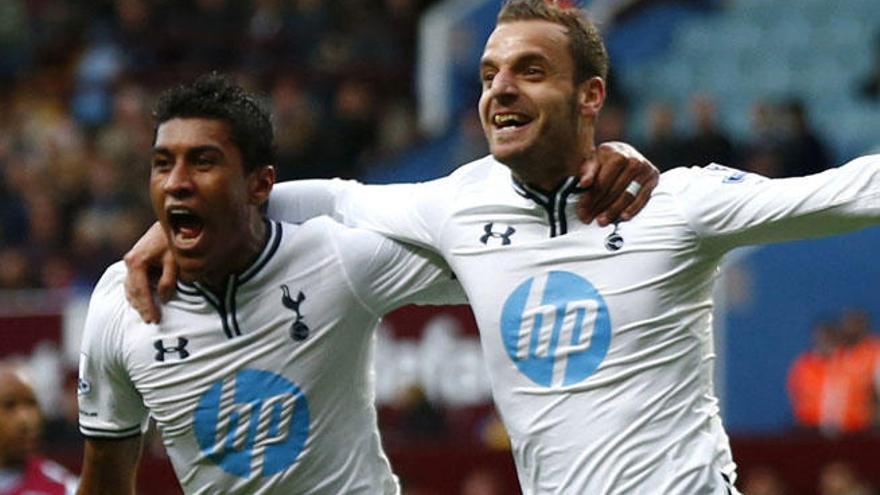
658 163 768 194
82 261 133 347
447 155 510 184
92 261 127 298
287 216 391 263
303 216 391 252
87 261 130 320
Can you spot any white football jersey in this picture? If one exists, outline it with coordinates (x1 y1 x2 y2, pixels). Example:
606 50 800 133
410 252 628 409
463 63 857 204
268 154 880 495
78 217 464 495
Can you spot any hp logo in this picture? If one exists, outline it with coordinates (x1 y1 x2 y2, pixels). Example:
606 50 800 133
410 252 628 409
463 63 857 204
500 271 611 387
194 369 310 478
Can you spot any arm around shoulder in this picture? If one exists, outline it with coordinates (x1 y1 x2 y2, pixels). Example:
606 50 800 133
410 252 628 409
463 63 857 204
327 222 466 316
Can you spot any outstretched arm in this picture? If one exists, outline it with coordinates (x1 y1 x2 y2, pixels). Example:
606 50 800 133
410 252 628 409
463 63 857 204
124 142 659 322
77 436 143 495
675 155 880 251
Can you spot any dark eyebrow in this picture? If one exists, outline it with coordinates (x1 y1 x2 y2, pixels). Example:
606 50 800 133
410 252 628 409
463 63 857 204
186 145 224 157
151 145 224 156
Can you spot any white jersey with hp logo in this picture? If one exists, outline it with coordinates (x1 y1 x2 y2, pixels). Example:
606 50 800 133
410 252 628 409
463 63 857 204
268 154 880 495
78 217 464 494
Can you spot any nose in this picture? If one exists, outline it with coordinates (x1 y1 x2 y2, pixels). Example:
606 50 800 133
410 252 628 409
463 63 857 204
9 403 41 436
487 69 519 101
163 161 194 197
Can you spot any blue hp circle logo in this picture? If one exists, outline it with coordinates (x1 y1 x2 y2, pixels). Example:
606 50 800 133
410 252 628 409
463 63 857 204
501 271 611 387
194 369 310 478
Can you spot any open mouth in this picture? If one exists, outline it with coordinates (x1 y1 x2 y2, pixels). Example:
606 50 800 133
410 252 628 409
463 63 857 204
493 112 533 130
167 207 204 243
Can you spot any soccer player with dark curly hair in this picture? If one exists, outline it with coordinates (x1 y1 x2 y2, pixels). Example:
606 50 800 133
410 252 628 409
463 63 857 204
77 73 466 494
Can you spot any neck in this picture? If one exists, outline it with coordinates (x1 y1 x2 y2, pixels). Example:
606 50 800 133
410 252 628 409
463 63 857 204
511 145 595 192
190 217 267 293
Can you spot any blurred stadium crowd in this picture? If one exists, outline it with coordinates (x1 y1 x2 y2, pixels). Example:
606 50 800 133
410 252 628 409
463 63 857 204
0 0 439 292
1 0 880 494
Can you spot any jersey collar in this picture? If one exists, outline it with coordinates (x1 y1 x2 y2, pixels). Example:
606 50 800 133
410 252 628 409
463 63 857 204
176 218 283 300
511 176 585 237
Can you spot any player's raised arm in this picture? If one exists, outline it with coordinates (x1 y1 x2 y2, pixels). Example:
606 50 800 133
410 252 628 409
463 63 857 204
673 154 880 251
77 436 143 495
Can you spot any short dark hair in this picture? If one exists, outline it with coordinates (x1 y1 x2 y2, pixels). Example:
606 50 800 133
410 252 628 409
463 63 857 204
497 0 609 84
153 73 275 173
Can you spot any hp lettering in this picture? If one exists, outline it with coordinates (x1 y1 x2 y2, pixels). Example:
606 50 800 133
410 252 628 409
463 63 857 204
194 369 310 478
500 271 611 387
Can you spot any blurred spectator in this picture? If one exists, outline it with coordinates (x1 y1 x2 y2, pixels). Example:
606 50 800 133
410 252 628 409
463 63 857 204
0 362 78 495
858 32 880 101
449 109 489 171
787 319 837 430
743 99 785 178
595 102 629 144
389 384 448 439
684 93 735 167
822 309 880 434
319 78 379 178
642 101 687 171
0 0 444 292
271 75 325 180
0 247 33 290
778 99 830 177
819 461 876 495
0 0 31 84
40 372 82 456
742 466 788 495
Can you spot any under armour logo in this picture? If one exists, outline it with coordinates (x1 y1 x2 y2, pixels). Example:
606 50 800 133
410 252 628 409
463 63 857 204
604 223 624 251
154 337 190 362
281 285 310 341
480 222 516 246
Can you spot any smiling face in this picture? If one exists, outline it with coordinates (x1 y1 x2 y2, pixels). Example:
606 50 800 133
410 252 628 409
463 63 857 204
150 118 274 288
479 20 604 186
0 368 41 467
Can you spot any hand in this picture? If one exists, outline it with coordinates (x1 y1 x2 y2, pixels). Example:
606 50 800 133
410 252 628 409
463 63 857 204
123 222 176 324
577 141 660 226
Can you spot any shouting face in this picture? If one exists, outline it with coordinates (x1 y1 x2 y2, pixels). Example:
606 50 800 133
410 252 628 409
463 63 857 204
150 118 273 287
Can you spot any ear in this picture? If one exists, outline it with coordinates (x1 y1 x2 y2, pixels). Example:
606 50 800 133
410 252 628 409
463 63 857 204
247 165 276 206
577 76 606 119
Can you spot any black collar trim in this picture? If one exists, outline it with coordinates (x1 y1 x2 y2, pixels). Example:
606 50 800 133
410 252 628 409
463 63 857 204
511 176 580 237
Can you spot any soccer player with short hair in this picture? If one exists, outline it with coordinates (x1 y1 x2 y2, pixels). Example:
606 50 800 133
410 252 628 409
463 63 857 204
76 73 468 494
127 1 880 493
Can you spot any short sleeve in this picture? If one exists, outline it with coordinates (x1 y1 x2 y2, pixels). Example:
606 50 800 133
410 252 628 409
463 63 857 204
78 262 148 439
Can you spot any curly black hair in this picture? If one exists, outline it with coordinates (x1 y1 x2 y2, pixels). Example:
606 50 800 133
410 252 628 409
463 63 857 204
153 72 275 173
